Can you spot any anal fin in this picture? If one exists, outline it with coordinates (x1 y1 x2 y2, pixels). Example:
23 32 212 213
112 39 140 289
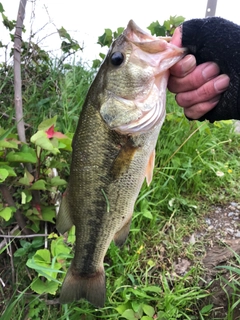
56 189 73 234
114 217 132 247
145 149 155 186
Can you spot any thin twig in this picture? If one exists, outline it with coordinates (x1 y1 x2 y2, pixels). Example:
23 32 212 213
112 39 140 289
0 234 48 239
0 112 32 128
8 236 15 285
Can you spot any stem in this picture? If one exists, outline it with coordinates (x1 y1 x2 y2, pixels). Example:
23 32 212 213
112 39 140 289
0 184 32 235
14 0 27 143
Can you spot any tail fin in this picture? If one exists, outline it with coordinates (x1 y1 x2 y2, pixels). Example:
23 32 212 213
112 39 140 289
59 263 106 308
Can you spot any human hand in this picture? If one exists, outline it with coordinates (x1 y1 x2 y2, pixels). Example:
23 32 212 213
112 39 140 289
168 26 230 120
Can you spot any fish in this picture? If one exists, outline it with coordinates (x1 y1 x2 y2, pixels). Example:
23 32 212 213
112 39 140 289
56 20 186 308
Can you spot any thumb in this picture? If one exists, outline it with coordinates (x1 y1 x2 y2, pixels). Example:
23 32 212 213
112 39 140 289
170 26 182 47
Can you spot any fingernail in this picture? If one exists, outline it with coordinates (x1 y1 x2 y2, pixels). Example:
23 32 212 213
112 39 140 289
214 75 230 92
182 55 196 73
202 63 219 80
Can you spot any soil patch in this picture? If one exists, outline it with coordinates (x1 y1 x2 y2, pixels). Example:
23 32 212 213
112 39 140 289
189 203 240 319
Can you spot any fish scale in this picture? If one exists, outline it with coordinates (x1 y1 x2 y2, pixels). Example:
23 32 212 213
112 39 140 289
56 20 186 307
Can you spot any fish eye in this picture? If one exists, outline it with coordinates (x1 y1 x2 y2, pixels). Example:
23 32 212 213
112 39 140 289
110 52 124 66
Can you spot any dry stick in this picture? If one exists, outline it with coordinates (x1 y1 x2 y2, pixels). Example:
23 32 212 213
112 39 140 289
8 236 15 285
0 234 48 239
0 225 19 252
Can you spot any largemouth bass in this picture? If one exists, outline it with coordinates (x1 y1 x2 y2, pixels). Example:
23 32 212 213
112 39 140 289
56 20 186 307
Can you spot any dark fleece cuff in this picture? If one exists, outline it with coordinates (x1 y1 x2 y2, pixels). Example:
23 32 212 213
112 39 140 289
182 17 240 122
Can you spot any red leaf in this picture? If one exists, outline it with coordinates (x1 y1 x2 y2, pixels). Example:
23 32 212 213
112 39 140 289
45 125 55 138
45 125 67 139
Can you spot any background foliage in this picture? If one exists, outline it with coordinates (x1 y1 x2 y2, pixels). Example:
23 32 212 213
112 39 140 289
0 4 240 320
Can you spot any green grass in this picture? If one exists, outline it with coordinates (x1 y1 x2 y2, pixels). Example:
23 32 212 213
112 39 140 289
1 58 240 319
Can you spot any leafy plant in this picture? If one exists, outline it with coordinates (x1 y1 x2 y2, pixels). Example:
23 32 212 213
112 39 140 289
1 3 240 319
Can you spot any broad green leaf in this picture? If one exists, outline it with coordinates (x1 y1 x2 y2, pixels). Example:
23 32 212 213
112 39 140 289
0 139 18 149
19 169 34 186
0 165 16 177
51 238 71 259
142 304 155 317
27 252 63 280
92 59 101 69
143 210 153 219
24 210 40 232
20 144 36 155
121 309 135 320
6 151 37 163
14 247 28 257
147 21 165 36
30 179 46 190
21 191 27 204
38 116 57 131
0 168 8 182
200 304 213 314
113 27 124 39
116 303 131 315
99 52 106 60
58 27 71 42
50 176 67 186
27 258 63 279
57 137 72 151
0 207 13 221
142 286 161 293
41 206 56 223
31 131 53 149
31 131 59 154
21 190 32 204
31 278 59 295
98 28 113 47
0 3 4 13
131 301 142 313
34 249 51 263
67 225 76 244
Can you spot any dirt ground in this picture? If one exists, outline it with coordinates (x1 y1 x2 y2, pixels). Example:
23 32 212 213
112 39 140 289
177 202 240 319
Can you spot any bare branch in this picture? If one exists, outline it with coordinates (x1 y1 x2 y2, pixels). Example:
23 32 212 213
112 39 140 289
14 0 27 142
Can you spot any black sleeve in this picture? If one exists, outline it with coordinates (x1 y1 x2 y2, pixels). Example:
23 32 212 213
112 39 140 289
182 17 240 122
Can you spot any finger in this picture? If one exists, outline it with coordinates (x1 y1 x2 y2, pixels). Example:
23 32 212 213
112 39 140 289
182 98 220 119
168 62 221 93
169 54 196 77
175 74 230 107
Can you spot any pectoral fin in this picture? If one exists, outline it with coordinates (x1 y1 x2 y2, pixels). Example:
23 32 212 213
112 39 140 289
145 149 155 186
56 189 73 234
